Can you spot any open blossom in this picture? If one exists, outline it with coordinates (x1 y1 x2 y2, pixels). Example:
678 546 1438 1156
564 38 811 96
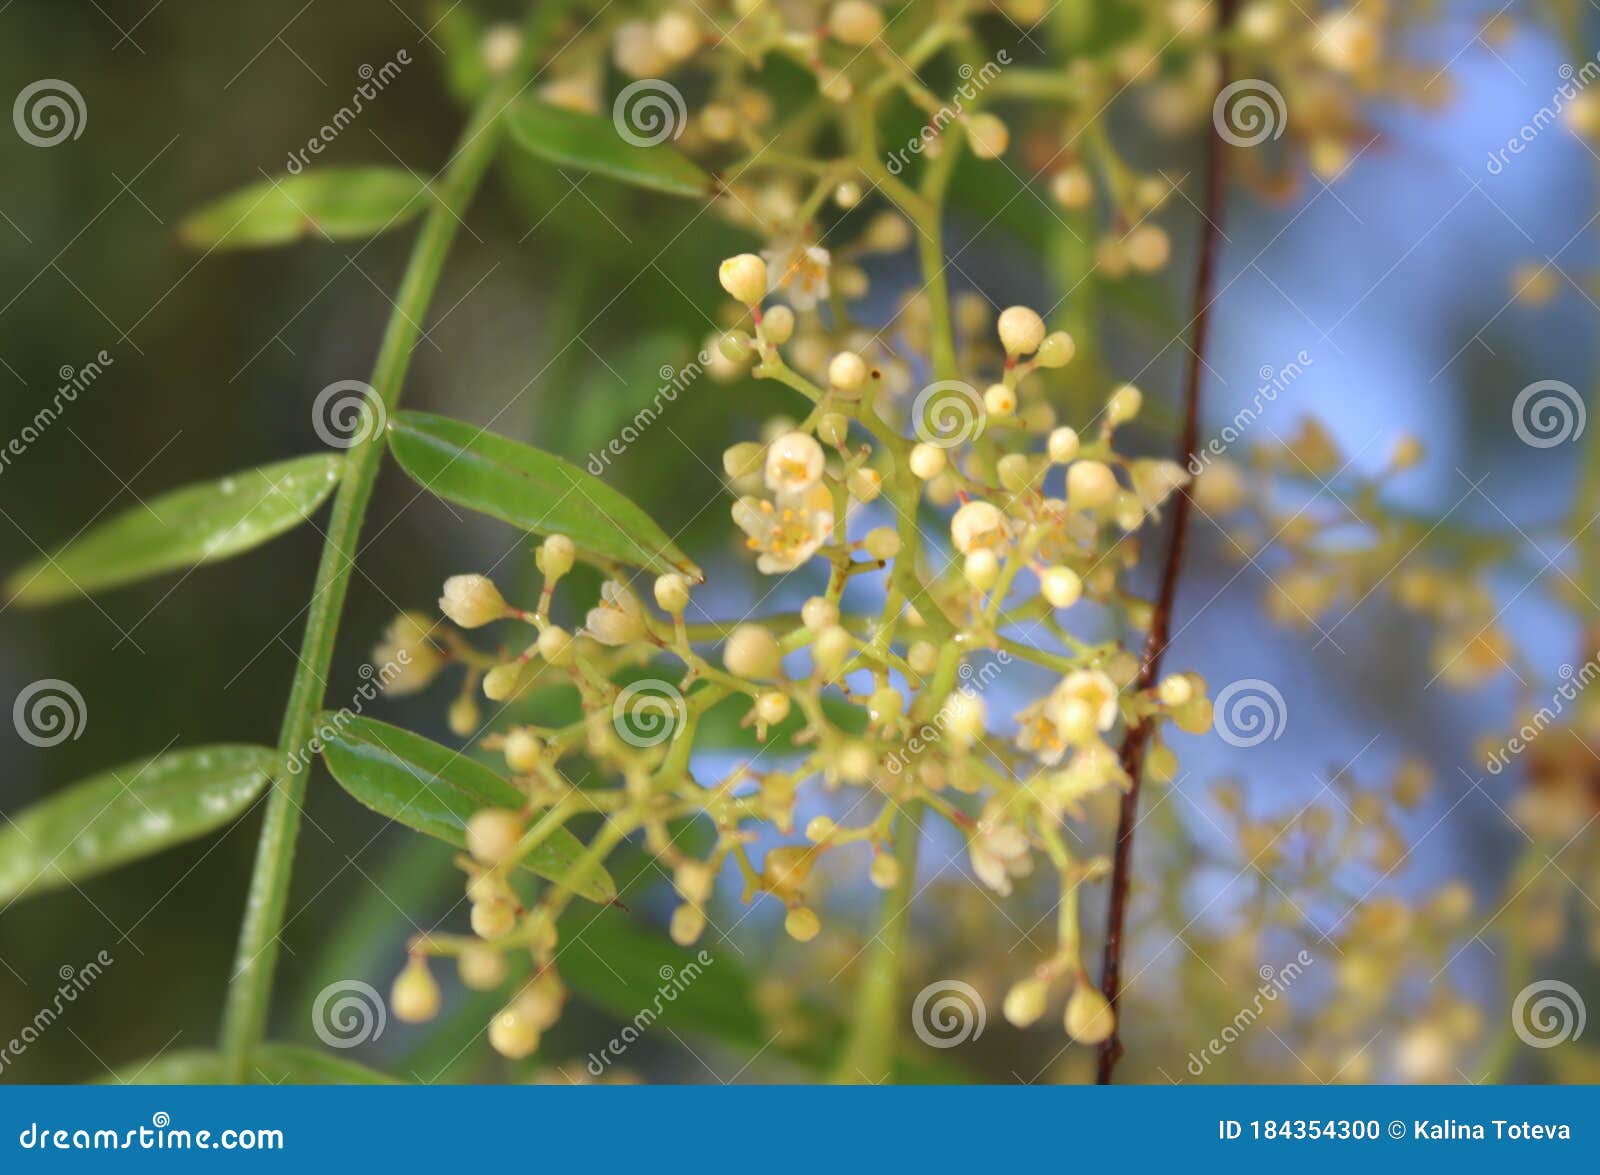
1128 458 1190 515
950 500 1009 554
734 482 834 574
762 237 831 310
764 431 825 494
970 804 1033 895
1046 669 1120 738
1015 697 1070 765
585 580 647 646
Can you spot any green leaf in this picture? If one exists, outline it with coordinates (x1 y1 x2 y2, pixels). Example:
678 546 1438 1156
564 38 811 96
101 1044 395 1085
6 454 342 607
318 715 616 904
506 99 712 198
179 168 432 250
0 746 277 904
387 411 699 579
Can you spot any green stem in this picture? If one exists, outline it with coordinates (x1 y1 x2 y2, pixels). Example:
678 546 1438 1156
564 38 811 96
217 14 556 1079
831 802 922 1084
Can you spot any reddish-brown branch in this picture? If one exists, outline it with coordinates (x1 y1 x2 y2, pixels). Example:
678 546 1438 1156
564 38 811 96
1096 0 1239 1085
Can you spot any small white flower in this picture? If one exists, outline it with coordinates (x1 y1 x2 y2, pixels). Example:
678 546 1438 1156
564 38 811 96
950 500 1009 554
439 574 511 629
970 804 1033 895
1128 458 1190 515
584 580 647 646
1014 697 1069 766
1046 669 1121 737
733 483 834 574
762 238 832 310
764 431 826 494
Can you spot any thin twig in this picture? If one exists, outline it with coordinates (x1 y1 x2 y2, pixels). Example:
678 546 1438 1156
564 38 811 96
1096 0 1239 1084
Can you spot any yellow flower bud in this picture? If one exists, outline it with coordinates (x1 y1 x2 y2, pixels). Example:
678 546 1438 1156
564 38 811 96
1064 983 1115 1043
391 957 441 1023
1003 976 1049 1027
719 253 768 305
439 574 511 628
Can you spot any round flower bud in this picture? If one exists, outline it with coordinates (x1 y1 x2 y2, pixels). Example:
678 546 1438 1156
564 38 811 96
1106 383 1143 426
538 535 576 580
467 808 524 865
945 690 985 745
909 443 947 480
835 179 864 208
806 815 836 842
458 944 510 991
537 625 574 665
864 526 901 561
964 548 1001 591
1051 166 1094 209
864 211 912 252
718 253 768 305
997 453 1034 493
827 0 883 45
503 728 543 773
984 383 1017 417
785 905 822 941
762 304 795 343
718 331 752 364
817 412 850 446
1003 976 1049 1028
828 350 868 392
725 624 782 679
869 852 900 890
837 742 874 782
907 640 938 675
868 686 905 724
812 625 852 676
669 903 705 946
392 958 442 1023
952 500 1007 553
1067 460 1119 509
848 467 883 503
1048 427 1081 464
965 112 1009 159
1157 674 1193 707
439 575 511 628
997 305 1047 355
448 695 479 737
723 441 765 480
653 9 699 60
481 25 523 76
1040 566 1083 609
1125 224 1170 272
1064 983 1115 1043
802 596 839 632
471 899 517 941
654 573 690 614
483 661 526 702
756 690 792 726
1034 330 1076 368
488 1005 540 1059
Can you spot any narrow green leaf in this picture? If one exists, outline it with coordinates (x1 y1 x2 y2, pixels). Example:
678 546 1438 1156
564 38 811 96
506 98 712 198
319 715 616 904
0 746 277 904
179 168 431 250
101 1044 395 1085
387 411 700 580
6 454 343 607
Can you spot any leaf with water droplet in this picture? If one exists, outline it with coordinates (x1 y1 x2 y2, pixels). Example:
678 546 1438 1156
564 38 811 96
5 453 342 607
